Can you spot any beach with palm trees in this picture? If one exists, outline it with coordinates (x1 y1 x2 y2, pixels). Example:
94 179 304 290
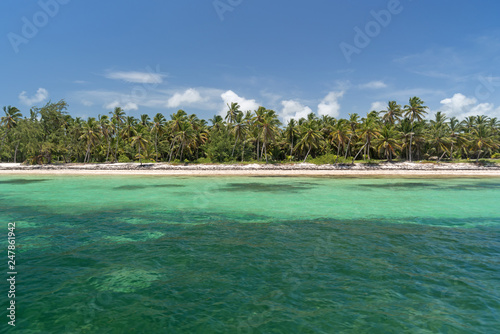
1 97 499 176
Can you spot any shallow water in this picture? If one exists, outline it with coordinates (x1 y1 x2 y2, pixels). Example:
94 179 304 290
1 175 499 333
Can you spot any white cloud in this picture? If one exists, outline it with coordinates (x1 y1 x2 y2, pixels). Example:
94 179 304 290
104 101 138 111
280 100 313 123
81 100 94 107
18 88 49 106
359 81 387 89
370 101 386 112
167 88 203 108
317 91 344 118
220 90 260 115
105 71 165 84
440 93 500 119
440 93 478 118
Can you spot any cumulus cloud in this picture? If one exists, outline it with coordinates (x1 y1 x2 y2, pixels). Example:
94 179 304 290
359 81 387 89
220 90 260 114
440 93 500 119
317 91 344 118
104 101 138 111
105 71 165 84
19 88 49 106
81 100 94 107
280 100 313 123
167 88 203 108
370 101 386 112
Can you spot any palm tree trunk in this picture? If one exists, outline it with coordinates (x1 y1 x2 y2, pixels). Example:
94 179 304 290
261 142 265 162
85 142 91 163
303 145 312 163
409 124 413 162
168 138 177 162
0 129 8 158
180 142 184 162
438 150 447 162
106 137 111 162
352 142 368 164
155 131 158 162
345 134 352 160
232 133 239 157
256 138 260 161
241 136 246 162
336 141 341 163
14 142 19 163
114 128 119 162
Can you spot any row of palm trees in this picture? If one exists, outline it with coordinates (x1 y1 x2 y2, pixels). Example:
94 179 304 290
1 97 499 164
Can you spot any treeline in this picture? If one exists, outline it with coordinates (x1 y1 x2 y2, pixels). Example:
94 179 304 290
0 97 499 164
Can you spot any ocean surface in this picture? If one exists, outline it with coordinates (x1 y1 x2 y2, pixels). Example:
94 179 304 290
0 175 499 333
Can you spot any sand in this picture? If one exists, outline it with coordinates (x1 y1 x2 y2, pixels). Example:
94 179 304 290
1 162 500 177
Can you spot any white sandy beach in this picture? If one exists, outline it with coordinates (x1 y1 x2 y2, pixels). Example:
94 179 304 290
1 162 500 177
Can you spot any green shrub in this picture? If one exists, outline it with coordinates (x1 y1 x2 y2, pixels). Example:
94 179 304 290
118 155 131 163
306 153 346 165
195 157 212 164
492 153 500 159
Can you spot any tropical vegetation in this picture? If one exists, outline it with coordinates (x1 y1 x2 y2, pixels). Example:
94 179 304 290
1 98 499 164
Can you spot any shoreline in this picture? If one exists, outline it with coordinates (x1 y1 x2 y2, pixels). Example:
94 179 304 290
1 162 500 177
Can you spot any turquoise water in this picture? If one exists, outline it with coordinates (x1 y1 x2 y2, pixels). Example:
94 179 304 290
1 175 499 333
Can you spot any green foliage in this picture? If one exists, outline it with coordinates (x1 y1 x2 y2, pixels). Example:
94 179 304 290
195 157 212 164
204 130 233 163
306 153 341 165
118 155 131 163
1 97 500 165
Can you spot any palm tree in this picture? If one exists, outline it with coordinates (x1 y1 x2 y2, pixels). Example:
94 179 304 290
284 119 299 159
471 125 497 162
344 113 359 159
296 121 323 162
173 121 195 161
98 115 112 161
209 115 225 133
381 101 402 125
427 126 450 162
258 109 281 162
230 111 247 158
373 125 401 161
225 102 241 125
329 119 349 163
110 107 125 162
404 96 428 162
461 116 476 134
79 117 100 163
131 131 149 165
140 114 151 127
121 116 138 144
353 116 381 162
151 113 166 161
1 106 22 158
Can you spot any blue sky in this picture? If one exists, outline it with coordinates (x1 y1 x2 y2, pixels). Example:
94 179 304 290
1 0 500 122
